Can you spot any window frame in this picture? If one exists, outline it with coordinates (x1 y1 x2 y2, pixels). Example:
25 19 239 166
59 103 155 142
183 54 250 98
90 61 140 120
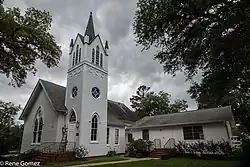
115 129 119 145
32 109 43 145
79 48 81 62
69 110 76 123
75 44 79 65
142 129 149 140
92 48 95 63
32 119 38 143
91 115 98 142
72 52 75 66
37 117 43 143
100 53 103 67
183 125 204 140
96 46 99 65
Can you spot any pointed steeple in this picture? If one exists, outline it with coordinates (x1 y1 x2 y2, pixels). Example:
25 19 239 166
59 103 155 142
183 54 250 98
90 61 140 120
84 12 95 42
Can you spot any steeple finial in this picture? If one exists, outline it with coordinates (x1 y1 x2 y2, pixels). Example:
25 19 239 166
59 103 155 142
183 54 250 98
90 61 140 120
84 12 95 42
105 40 109 49
70 39 74 47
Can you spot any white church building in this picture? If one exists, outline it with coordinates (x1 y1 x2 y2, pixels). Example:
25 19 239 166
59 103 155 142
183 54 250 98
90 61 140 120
19 12 236 157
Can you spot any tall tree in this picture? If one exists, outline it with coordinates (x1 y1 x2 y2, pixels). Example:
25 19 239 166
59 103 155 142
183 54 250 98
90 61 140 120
133 0 250 131
0 101 22 154
130 85 151 115
130 85 188 118
0 0 62 87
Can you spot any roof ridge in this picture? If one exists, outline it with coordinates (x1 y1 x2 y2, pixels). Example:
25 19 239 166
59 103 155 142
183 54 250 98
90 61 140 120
108 99 123 105
39 79 66 88
144 106 232 119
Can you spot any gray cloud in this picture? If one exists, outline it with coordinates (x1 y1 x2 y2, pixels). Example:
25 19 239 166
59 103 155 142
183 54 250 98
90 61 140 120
1 0 198 119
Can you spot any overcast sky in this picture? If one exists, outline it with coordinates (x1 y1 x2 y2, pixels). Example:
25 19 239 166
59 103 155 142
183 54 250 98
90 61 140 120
1 0 198 119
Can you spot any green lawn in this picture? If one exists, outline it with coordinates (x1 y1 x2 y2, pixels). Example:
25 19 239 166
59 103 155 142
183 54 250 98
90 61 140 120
42 157 239 167
99 158 239 167
42 156 128 167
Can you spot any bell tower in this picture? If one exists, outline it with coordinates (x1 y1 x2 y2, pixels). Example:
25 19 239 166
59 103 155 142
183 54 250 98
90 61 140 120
65 12 110 156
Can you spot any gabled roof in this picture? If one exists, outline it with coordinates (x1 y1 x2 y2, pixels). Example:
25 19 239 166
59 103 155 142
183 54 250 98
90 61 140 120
108 100 139 123
69 33 108 56
88 34 108 56
39 80 67 112
130 106 234 129
19 79 139 126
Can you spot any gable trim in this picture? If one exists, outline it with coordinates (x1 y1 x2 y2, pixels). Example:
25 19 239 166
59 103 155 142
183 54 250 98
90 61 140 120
19 79 56 120
69 33 108 56
19 81 41 120
69 33 84 54
89 34 108 56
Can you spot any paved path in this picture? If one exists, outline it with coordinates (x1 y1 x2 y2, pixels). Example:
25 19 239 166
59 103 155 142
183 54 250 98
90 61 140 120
68 157 159 167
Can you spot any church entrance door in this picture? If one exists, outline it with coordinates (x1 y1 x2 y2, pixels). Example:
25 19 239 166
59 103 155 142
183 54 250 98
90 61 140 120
66 123 76 151
67 109 77 151
67 123 76 142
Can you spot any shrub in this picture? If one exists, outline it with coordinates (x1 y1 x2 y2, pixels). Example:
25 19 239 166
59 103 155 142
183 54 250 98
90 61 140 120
107 150 116 156
174 140 236 159
174 141 185 156
74 145 88 160
218 139 234 158
126 139 152 158
205 140 219 155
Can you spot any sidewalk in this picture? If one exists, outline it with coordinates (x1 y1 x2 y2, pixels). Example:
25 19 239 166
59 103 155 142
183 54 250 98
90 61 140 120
68 157 159 167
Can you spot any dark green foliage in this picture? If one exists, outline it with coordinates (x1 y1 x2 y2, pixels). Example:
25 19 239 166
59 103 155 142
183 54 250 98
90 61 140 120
130 85 188 118
133 0 250 132
126 139 152 158
130 85 150 116
0 1 62 87
0 100 22 155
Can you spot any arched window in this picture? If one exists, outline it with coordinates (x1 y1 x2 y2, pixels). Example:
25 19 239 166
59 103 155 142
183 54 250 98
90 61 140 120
92 48 95 63
75 45 79 65
100 53 103 67
91 115 98 141
72 52 75 66
79 48 81 62
33 119 38 143
96 46 99 65
69 110 76 122
37 117 43 143
32 109 43 144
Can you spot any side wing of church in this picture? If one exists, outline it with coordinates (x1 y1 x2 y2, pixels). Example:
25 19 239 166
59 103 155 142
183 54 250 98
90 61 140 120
19 12 139 156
